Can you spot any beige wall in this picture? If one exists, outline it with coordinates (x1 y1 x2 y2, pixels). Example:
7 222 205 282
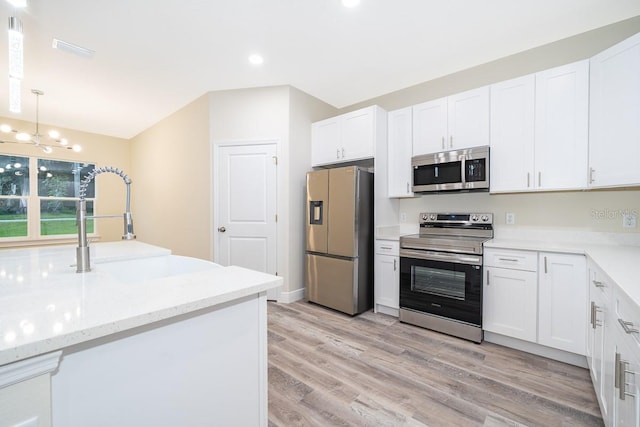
342 16 640 234
0 117 130 245
209 86 291 292
129 93 211 259
345 15 640 113
287 87 338 296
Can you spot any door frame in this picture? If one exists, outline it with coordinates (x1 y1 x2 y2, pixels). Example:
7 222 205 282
211 139 280 290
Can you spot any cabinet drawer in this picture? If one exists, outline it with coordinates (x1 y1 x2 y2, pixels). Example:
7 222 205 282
484 248 537 271
375 240 399 256
615 286 640 350
588 261 613 302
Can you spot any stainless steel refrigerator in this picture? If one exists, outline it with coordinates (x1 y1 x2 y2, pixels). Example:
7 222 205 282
305 166 374 315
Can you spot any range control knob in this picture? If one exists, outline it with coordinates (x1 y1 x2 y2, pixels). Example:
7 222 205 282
471 215 479 222
430 214 436 220
422 214 428 221
481 215 489 222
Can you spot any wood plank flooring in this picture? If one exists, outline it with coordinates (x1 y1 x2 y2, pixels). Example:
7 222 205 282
267 301 604 427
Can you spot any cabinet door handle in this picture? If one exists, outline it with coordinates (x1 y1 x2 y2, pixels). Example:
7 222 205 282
615 352 621 389
618 318 639 334
544 256 547 274
342 148 345 158
486 269 490 286
336 149 340 159
393 259 397 271
406 182 410 194
592 279 606 288
618 356 637 401
538 171 542 187
449 136 453 148
441 137 445 150
589 167 595 184
590 301 603 329
527 172 530 188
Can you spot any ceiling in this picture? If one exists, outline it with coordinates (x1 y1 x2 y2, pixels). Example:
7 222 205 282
1 0 640 140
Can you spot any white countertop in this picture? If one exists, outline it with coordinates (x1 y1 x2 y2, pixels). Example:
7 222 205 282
0 241 282 366
484 228 640 310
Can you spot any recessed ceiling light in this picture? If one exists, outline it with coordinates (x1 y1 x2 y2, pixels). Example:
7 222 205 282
342 0 360 8
248 54 264 66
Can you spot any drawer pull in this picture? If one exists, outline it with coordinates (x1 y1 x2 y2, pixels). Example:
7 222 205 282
618 318 639 334
380 246 393 250
498 257 519 262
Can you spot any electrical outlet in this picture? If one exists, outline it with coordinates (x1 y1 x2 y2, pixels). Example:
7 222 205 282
623 213 637 228
400 212 407 223
505 212 515 225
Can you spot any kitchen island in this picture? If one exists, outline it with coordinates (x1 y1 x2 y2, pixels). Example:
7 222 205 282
0 241 282 427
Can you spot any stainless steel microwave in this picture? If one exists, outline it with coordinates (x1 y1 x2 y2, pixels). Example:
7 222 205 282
411 146 489 193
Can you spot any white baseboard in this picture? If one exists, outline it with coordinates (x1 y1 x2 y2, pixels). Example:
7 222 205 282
277 287 305 303
484 331 588 368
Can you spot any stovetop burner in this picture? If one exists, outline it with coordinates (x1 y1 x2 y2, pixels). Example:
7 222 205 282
400 212 494 255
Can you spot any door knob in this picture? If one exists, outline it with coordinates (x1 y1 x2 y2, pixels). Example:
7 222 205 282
218 226 226 232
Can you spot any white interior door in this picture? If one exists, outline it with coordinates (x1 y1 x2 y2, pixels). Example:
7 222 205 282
216 142 278 299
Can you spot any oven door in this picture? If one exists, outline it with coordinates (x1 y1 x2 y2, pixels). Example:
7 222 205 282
399 249 482 326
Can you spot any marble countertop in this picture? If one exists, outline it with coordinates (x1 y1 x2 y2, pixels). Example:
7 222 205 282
0 241 282 366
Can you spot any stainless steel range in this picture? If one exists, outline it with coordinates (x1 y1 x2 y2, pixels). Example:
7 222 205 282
399 212 494 343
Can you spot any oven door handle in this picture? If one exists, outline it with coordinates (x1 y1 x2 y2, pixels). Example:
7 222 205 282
400 248 482 266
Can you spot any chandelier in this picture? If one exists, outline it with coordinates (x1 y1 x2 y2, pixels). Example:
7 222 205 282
0 89 82 153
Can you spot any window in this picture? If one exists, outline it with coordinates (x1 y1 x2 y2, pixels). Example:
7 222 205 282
0 154 96 241
0 155 29 238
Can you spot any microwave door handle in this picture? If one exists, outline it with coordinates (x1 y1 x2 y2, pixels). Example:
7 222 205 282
460 155 466 186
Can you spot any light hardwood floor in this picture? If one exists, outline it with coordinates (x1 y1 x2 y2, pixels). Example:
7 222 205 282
268 301 604 427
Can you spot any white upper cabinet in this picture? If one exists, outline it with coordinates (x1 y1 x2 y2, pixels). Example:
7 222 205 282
490 60 589 192
311 105 383 167
447 86 491 150
387 107 414 198
412 86 490 156
589 31 640 188
490 74 536 192
535 60 589 191
412 98 448 155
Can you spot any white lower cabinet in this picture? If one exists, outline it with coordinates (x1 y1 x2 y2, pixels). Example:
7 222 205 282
613 281 640 427
538 252 587 355
586 257 640 427
483 256 537 342
374 240 399 316
587 262 615 425
614 331 639 427
483 248 587 355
